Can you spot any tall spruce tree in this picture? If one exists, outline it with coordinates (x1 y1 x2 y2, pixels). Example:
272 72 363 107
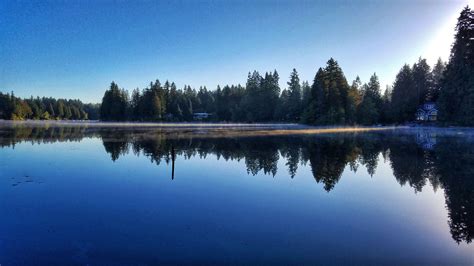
380 86 393 124
431 58 446 102
346 76 362 125
391 64 417 123
324 58 348 124
301 81 311 108
100 81 129 121
438 6 474 125
412 58 433 104
242 71 262 122
301 68 326 124
357 73 382 125
286 69 302 121
275 89 290 121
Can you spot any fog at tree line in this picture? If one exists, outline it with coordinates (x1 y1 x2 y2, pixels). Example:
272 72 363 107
0 6 472 125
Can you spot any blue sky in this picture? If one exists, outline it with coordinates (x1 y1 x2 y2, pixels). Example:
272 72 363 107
0 0 472 103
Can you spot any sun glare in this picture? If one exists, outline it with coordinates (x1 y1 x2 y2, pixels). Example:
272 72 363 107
423 10 457 64
424 0 473 65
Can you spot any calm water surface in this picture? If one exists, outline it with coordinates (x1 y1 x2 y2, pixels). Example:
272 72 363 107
1 123 473 265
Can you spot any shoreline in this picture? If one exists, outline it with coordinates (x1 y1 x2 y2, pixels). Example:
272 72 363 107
0 119 472 128
1 120 474 140
1 119 473 132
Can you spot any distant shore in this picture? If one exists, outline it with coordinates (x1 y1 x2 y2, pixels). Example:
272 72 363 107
2 120 474 139
0 119 388 129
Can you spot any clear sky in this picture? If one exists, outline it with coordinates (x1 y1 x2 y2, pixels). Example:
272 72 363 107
1 0 472 103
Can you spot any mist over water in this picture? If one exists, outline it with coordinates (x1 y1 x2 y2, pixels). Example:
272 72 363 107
1 124 473 264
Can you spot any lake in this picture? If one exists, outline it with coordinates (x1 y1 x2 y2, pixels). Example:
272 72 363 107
1 122 473 265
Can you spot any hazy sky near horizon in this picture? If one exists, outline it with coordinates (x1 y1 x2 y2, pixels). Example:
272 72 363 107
1 0 472 103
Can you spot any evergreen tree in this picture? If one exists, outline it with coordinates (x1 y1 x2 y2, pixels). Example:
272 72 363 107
260 71 280 121
167 82 181 120
302 58 351 125
130 88 141 120
242 71 262 122
286 68 302 121
438 6 474 125
357 73 382 125
412 58 433 103
275 89 290 121
391 64 416 123
325 58 348 124
301 68 326 124
431 58 446 102
380 86 393 124
301 81 311 108
100 81 129 121
346 76 362 125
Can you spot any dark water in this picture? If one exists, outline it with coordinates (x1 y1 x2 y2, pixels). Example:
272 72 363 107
1 123 474 265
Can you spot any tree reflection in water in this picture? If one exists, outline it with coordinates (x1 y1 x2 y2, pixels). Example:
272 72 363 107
1 124 473 244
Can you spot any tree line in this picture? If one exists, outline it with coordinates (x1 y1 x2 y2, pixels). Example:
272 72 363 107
99 61 383 124
98 57 441 125
0 92 100 120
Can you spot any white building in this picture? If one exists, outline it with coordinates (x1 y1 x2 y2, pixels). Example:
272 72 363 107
416 102 438 121
193 112 211 120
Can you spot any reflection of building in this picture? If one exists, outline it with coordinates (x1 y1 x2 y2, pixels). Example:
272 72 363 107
164 114 174 120
416 131 437 150
193 112 211 120
416 102 438 121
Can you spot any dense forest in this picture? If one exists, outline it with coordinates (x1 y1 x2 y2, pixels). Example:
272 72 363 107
1 6 473 126
0 92 100 120
97 56 448 125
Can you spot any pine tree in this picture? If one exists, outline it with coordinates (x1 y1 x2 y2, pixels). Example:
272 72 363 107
242 71 262 122
380 86 393 124
287 68 302 121
438 6 474 125
301 81 311 108
259 71 280 121
346 76 362 125
412 58 433 103
275 89 290 121
391 64 416 123
431 58 446 102
100 81 129 121
301 68 326 124
130 88 141 120
357 73 382 125
325 58 347 124
302 58 351 125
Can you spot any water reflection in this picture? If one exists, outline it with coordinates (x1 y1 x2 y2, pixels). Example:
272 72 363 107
1 124 474 244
